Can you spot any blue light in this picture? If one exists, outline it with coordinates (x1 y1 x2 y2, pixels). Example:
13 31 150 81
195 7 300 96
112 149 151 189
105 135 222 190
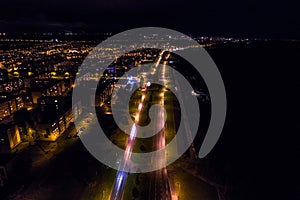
117 173 124 189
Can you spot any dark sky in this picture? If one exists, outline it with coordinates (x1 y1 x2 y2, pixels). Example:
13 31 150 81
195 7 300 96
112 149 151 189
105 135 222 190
0 0 299 38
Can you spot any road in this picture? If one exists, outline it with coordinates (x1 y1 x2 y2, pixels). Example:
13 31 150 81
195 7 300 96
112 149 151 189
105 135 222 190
81 49 212 200
109 96 146 200
109 50 176 200
148 54 176 200
109 50 179 200
109 52 165 200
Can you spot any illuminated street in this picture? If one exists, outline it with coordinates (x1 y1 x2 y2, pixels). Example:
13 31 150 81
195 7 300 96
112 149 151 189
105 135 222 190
110 51 167 200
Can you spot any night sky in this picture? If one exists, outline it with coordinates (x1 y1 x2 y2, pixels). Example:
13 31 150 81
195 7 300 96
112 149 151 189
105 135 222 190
0 0 299 38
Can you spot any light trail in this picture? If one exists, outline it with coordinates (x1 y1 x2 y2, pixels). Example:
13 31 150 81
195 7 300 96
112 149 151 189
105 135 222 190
151 52 178 200
129 123 137 141
138 103 143 111
110 50 165 200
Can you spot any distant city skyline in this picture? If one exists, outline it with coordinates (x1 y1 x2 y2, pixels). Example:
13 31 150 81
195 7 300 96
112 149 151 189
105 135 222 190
0 0 299 39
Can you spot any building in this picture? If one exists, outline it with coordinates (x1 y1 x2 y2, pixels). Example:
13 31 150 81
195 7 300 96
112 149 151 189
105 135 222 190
36 115 65 142
38 96 71 116
0 77 28 119
31 79 67 104
0 96 25 120
36 103 81 142
0 78 25 95
76 79 114 108
96 80 114 106
36 94 82 141
0 123 22 153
